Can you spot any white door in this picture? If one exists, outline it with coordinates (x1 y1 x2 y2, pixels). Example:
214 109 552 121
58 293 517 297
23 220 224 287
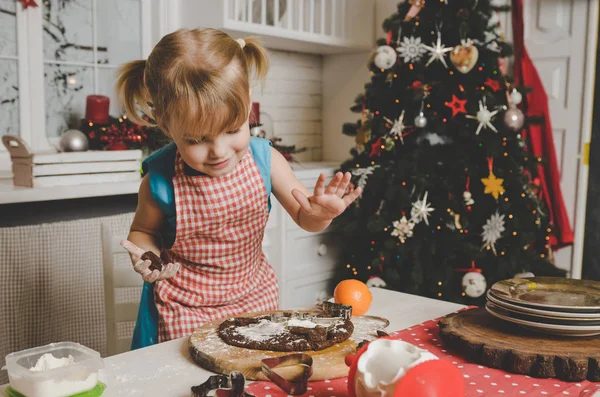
522 0 598 276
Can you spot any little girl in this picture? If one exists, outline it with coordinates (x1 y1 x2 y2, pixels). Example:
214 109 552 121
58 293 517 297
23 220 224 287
116 28 361 348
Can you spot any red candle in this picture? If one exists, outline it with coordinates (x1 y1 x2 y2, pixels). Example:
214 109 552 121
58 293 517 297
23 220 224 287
249 102 260 126
85 95 110 124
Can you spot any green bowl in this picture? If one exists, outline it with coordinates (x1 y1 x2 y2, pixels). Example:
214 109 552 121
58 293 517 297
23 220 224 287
6 382 106 397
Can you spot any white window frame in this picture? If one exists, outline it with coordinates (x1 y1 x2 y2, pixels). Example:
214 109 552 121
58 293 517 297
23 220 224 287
0 0 177 172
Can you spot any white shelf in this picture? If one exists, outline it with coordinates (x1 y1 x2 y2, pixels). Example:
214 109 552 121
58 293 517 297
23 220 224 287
178 0 374 55
0 179 142 204
0 162 340 204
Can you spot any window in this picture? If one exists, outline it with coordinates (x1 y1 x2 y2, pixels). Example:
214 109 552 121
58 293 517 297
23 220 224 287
0 0 157 160
43 0 143 138
0 0 19 137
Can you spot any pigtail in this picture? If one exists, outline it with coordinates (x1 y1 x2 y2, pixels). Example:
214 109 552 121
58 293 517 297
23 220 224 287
240 37 269 87
115 59 154 127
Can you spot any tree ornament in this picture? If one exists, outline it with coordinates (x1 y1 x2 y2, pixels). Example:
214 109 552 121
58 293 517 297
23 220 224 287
373 45 397 70
383 110 408 143
410 191 435 225
370 137 383 158
446 209 462 230
450 39 479 73
504 105 525 131
351 165 380 192
355 127 370 149
462 272 487 298
58 129 89 152
414 100 427 128
466 99 500 135
510 88 523 105
396 36 427 63
484 77 501 92
405 0 425 21
445 94 467 117
384 136 395 151
481 211 505 255
423 31 453 68
414 112 427 128
481 157 505 199
391 215 415 243
366 276 387 288
463 191 474 206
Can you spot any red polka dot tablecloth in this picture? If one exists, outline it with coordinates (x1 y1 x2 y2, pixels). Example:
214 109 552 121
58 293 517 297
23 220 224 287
246 314 600 397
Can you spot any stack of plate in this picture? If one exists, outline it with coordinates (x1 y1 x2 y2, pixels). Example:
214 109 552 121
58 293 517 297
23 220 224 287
485 277 600 337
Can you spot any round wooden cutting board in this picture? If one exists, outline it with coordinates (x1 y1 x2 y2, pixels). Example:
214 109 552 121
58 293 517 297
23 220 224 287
438 308 600 381
188 311 389 381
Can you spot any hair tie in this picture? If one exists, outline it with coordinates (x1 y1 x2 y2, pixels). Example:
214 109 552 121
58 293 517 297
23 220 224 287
236 38 246 49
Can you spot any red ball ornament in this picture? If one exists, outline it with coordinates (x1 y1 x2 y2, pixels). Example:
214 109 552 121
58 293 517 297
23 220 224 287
394 359 465 397
411 81 423 91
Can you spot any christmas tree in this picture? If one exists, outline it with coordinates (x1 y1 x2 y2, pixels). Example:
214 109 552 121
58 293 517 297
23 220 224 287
334 0 566 304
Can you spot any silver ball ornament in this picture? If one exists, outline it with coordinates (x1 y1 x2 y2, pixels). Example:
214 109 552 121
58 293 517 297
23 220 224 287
510 89 523 105
504 106 525 131
59 129 89 152
373 45 397 70
414 112 428 128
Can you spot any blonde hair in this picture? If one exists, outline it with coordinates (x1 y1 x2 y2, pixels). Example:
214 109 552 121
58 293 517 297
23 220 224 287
115 28 269 141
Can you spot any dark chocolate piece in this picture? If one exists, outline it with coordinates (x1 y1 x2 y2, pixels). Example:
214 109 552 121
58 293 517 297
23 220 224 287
141 251 163 272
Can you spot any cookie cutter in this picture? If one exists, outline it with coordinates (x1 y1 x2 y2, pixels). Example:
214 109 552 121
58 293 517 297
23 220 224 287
320 300 352 320
191 371 255 397
261 353 313 395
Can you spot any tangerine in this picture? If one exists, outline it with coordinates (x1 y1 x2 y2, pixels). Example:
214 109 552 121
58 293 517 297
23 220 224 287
334 279 372 316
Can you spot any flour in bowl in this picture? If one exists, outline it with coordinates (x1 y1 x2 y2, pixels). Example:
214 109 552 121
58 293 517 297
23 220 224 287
30 353 75 371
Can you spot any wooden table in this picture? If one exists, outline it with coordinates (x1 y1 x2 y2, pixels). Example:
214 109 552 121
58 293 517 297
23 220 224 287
0 288 464 397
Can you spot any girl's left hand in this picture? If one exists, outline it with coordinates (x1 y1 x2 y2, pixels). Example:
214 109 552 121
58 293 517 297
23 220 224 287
292 172 362 222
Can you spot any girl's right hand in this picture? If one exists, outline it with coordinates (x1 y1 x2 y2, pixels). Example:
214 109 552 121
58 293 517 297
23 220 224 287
120 240 180 283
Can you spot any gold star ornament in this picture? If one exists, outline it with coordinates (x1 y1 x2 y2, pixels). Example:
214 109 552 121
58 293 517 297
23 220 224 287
481 172 505 199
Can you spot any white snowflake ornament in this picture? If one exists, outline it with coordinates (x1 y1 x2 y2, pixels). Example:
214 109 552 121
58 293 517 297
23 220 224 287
411 191 435 225
384 111 408 143
466 100 501 135
373 45 397 70
423 32 453 68
391 215 415 243
396 36 427 63
481 211 505 255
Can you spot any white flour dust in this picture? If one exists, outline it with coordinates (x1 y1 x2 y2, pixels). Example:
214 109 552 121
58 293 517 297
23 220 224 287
234 319 287 342
286 319 318 328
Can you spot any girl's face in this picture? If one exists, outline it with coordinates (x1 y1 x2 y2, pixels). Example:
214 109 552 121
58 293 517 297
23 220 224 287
176 118 251 177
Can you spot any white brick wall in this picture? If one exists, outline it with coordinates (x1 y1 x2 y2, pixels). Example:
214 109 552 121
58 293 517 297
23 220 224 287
252 50 323 161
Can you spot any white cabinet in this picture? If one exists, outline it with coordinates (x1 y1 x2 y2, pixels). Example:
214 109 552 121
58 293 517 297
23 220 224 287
262 161 340 309
176 0 374 54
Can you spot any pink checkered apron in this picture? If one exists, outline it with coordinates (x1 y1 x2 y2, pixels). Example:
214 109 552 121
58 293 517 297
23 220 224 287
155 149 279 341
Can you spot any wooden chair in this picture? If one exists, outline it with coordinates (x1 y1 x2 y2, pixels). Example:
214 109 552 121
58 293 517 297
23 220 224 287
101 222 142 356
